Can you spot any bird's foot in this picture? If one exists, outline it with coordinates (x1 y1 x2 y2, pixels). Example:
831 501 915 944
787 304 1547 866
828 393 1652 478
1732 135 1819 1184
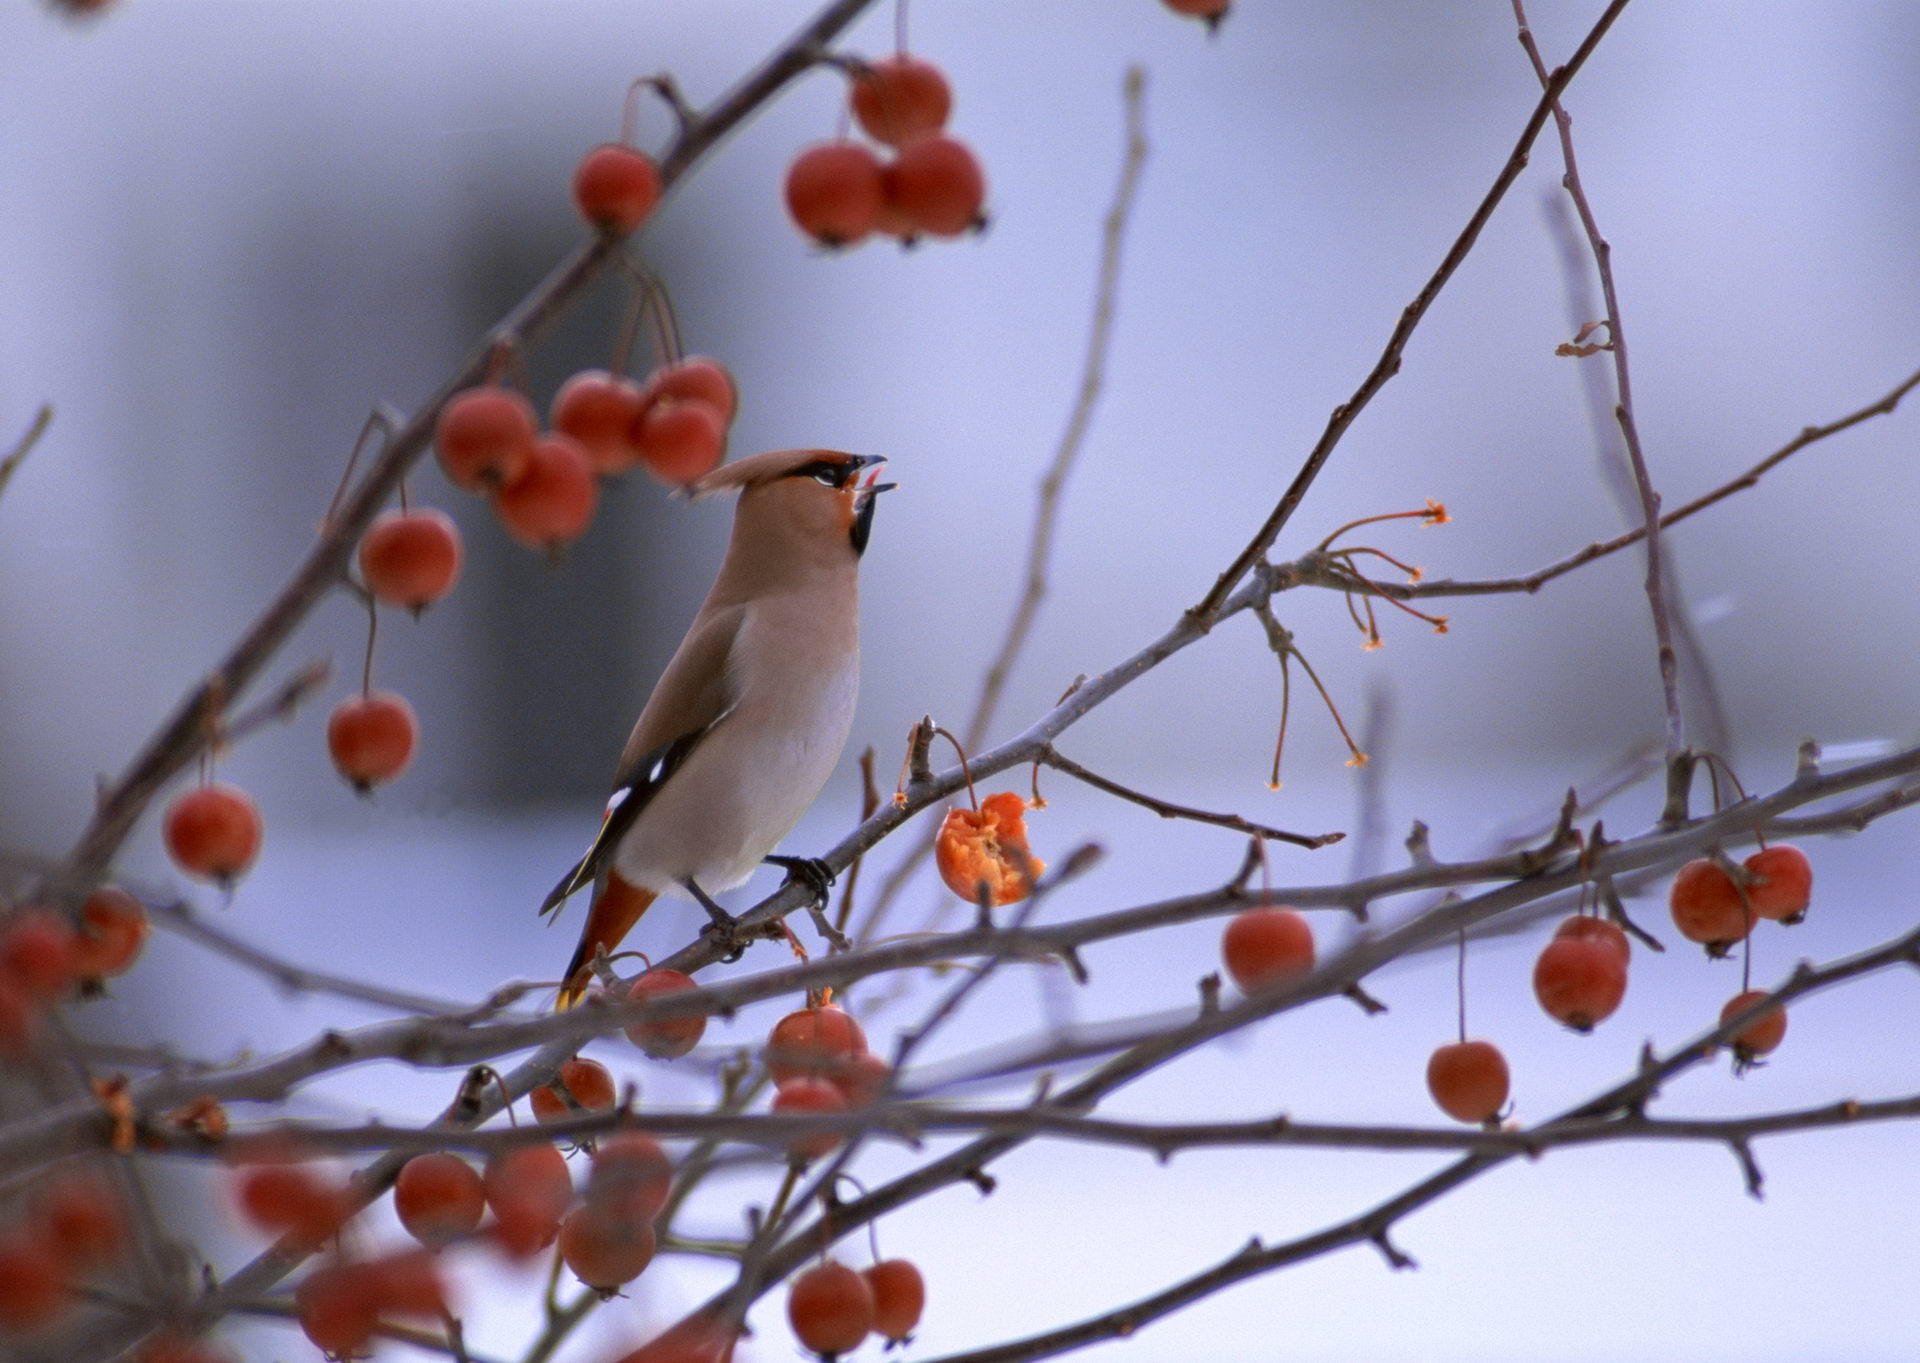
765 854 836 909
697 913 751 963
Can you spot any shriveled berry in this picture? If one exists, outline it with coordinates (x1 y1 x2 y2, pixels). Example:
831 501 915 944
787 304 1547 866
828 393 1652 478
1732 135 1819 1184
632 398 727 486
0 909 78 1001
531 1057 619 1124
483 1143 573 1257
1532 935 1627 1032
784 141 885 247
494 435 599 551
1742 844 1812 923
72 886 149 980
1221 906 1315 993
1721 989 1788 1066
850 56 953 147
863 1257 926 1343
884 135 986 237
765 1004 868 1086
787 1259 874 1357
163 783 263 886
1425 1039 1511 1124
394 1152 485 1246
1668 858 1753 955
574 144 663 234
560 1206 657 1292
436 385 536 492
772 1077 847 1162
625 968 707 1059
935 792 1045 906
358 508 463 611
552 370 647 475
327 691 419 793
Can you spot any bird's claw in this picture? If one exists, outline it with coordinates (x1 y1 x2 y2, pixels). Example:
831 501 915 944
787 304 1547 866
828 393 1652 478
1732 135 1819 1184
698 912 750 963
765 854 837 911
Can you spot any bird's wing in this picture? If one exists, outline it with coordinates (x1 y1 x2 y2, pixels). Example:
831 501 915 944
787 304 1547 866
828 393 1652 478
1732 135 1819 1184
539 604 747 918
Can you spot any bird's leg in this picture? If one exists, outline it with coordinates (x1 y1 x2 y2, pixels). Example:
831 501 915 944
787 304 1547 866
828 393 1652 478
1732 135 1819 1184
680 877 750 961
764 855 850 950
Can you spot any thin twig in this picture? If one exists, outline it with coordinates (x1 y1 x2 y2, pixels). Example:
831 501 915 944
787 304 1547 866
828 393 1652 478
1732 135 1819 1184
1038 747 1342 851
0 404 53 508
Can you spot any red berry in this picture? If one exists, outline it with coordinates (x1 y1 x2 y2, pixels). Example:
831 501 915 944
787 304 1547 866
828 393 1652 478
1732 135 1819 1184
72 886 149 980
1221 906 1315 993
831 1050 892 1108
772 1077 848 1162
849 56 953 147
560 1206 658 1292
358 508 463 611
625 968 708 1059
163 783 263 885
0 980 39 1058
1668 858 1753 954
394 1152 485 1246
1742 844 1812 923
295 1261 379 1357
1163 0 1230 23
785 141 886 247
233 1160 350 1245
362 1247 448 1320
531 1057 619 1124
326 691 419 794
766 1004 868 1086
37 1172 127 1272
1425 1039 1511 1124
0 1236 68 1331
0 909 78 1001
494 434 599 551
884 135 986 237
1552 914 1630 965
584 1132 674 1223
1532 935 1627 1032
436 385 536 492
1721 989 1788 1066
787 1260 875 1357
552 370 647 475
863 1258 926 1343
574 143 663 234
642 357 739 427
633 399 727 486
483 1143 573 1257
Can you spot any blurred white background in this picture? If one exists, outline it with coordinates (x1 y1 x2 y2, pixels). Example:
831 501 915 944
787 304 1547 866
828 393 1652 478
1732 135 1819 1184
3 1 1919 1360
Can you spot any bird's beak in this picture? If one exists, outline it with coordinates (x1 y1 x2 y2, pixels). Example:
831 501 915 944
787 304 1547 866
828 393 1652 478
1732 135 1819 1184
850 463 893 556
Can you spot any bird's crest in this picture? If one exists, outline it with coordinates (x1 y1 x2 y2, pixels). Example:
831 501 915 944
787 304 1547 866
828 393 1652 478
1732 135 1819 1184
689 448 875 498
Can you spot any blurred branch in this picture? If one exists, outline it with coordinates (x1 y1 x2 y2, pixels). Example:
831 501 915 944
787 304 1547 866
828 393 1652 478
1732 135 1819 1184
0 403 52 509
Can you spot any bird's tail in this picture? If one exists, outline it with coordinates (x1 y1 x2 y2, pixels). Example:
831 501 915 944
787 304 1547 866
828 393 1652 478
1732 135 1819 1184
556 872 657 1010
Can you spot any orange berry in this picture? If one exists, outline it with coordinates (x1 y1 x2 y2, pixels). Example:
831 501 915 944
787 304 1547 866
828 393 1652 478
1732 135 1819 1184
633 398 727 486
787 1260 874 1358
494 434 599 551
1742 844 1812 923
772 1077 848 1162
483 1143 573 1257
37 1172 127 1272
362 1247 448 1320
560 1206 658 1292
863 1258 926 1343
641 357 739 427
436 385 536 492
1532 935 1627 1032
831 1050 892 1108
72 886 149 980
358 508 463 611
625 968 707 1059
326 691 419 794
1551 914 1630 965
0 909 78 1001
394 1152 485 1247
1721 989 1788 1066
1668 858 1753 955
1220 906 1315 993
884 135 986 237
295 1261 379 1357
849 56 953 147
766 1004 868 1086
784 141 885 247
163 783 263 886
0 1236 68 1331
935 792 1045 906
1425 1039 1511 1124
531 1057 619 1124
584 1131 674 1224
1163 0 1230 23
233 1160 350 1245
552 369 647 475
574 143 663 234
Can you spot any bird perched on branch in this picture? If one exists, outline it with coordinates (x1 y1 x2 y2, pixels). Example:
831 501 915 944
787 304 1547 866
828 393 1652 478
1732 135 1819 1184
542 448 893 1006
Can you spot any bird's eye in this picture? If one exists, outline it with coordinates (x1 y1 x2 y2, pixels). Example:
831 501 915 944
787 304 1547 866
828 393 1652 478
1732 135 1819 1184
812 469 841 486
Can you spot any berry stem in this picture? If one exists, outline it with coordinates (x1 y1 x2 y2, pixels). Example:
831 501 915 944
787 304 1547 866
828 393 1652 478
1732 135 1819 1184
360 594 378 696
322 409 396 533
1455 923 1468 1045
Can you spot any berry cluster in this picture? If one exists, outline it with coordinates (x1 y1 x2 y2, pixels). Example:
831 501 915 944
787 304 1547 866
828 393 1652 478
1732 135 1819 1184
789 1255 925 1358
0 1168 132 1335
785 54 987 249
0 889 148 1056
